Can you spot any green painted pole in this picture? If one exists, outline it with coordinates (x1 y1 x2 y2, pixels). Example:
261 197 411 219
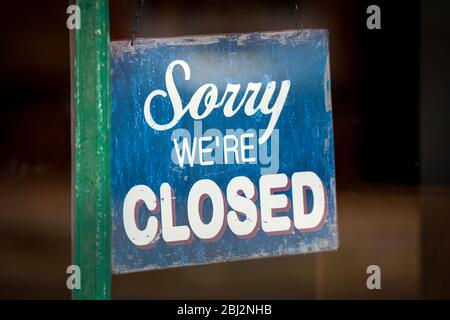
72 0 111 300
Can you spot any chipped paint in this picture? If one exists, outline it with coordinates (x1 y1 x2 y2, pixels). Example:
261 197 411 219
110 30 338 274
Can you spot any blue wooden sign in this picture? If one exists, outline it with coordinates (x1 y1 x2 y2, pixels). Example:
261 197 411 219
110 30 338 273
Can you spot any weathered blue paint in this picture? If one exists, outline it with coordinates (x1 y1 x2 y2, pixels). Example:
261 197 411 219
110 30 338 274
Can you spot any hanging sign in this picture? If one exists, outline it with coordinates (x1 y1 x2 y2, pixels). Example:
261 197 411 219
110 30 338 273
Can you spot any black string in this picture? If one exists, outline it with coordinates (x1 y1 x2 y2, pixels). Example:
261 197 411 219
131 0 145 46
287 0 303 30
130 0 301 45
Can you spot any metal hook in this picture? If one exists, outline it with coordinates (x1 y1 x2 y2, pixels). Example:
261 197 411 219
131 0 145 46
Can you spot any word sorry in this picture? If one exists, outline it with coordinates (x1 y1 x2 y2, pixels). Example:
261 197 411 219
123 172 327 247
143 59 290 144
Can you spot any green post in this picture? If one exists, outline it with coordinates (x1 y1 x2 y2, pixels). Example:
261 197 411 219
72 0 111 300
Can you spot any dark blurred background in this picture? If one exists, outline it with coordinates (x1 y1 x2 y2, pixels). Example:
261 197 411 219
0 0 449 299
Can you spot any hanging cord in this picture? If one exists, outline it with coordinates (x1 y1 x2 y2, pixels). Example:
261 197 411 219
129 0 301 45
287 0 303 30
131 0 145 46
